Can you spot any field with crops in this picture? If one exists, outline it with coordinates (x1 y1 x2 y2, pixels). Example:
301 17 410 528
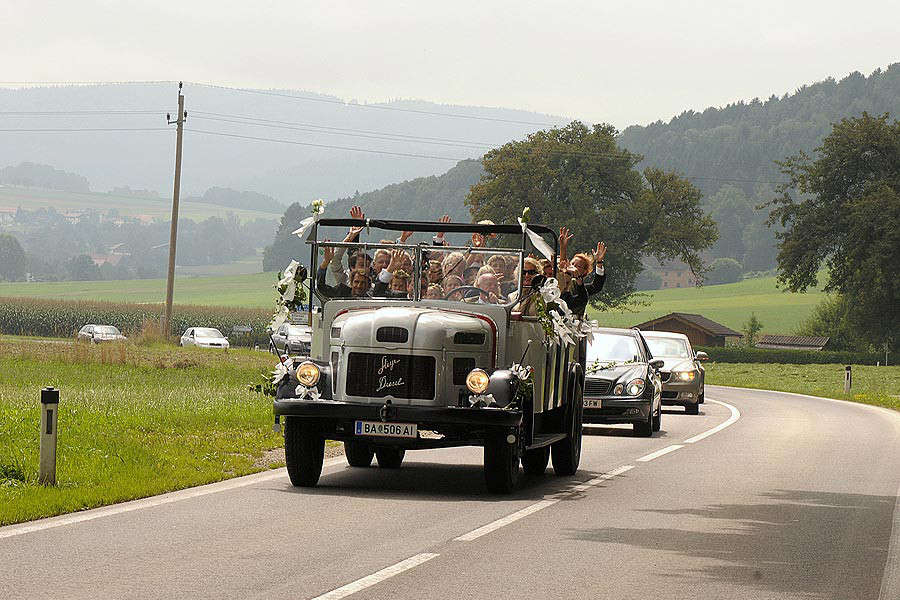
0 273 823 335
0 296 273 344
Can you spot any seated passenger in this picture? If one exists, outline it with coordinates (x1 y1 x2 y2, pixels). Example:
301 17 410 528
508 257 542 315
424 283 443 299
463 265 479 285
441 251 466 280
474 272 502 304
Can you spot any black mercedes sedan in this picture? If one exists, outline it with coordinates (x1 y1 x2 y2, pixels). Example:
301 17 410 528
582 327 664 437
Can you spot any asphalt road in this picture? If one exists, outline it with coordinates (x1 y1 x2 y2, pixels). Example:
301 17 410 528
2 386 898 600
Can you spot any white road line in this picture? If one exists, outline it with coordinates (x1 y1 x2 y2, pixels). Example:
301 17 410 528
455 465 635 542
569 464 635 492
311 553 440 600
455 500 559 541
0 456 347 540
636 444 684 462
683 398 741 443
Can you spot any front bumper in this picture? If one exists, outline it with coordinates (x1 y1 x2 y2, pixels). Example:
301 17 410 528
582 397 651 424
660 377 701 405
274 399 523 445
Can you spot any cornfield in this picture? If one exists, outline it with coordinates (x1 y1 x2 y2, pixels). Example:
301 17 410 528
0 296 272 346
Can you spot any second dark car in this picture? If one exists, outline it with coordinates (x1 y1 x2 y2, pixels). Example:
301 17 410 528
582 327 663 436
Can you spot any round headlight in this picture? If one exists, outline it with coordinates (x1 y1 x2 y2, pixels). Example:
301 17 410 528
625 378 645 397
465 369 490 394
676 370 696 381
296 361 321 387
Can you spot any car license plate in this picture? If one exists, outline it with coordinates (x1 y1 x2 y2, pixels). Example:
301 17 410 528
583 399 602 408
354 421 418 438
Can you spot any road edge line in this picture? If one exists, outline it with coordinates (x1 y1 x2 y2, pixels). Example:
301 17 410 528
683 398 741 443
636 444 684 461
0 456 346 540
706 385 900 419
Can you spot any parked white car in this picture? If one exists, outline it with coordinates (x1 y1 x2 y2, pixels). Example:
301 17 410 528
180 327 230 349
77 324 126 343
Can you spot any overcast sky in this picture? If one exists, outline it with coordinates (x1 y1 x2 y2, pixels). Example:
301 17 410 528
3 0 898 128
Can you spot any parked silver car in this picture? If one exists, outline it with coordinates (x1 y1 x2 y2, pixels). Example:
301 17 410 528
270 323 312 357
179 327 230 349
77 324 126 343
641 330 707 414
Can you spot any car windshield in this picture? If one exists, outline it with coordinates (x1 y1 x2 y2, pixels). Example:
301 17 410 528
194 328 223 338
94 326 120 335
644 336 691 358
586 333 642 363
285 325 308 337
313 236 522 306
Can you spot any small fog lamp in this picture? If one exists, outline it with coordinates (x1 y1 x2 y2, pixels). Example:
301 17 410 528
296 361 321 387
465 369 490 394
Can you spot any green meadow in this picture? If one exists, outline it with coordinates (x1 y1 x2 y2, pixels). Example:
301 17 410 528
0 273 825 334
589 276 826 335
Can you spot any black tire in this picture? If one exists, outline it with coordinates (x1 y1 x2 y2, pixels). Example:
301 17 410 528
698 389 705 404
552 379 583 476
344 440 374 467
484 432 520 493
634 409 653 437
522 446 550 476
375 447 405 469
653 404 662 430
685 402 700 415
284 417 325 487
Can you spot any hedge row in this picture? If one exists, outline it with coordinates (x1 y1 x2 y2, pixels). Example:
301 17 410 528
0 296 273 346
695 345 897 366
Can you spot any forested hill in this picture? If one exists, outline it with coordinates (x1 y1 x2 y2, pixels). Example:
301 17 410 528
262 160 483 271
617 64 900 198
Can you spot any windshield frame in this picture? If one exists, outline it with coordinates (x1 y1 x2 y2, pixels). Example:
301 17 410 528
193 327 224 338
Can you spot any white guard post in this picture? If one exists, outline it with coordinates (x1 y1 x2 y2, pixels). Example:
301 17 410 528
844 365 852 394
39 386 60 485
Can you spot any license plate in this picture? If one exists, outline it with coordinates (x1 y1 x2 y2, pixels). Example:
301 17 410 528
583 399 602 408
355 421 418 438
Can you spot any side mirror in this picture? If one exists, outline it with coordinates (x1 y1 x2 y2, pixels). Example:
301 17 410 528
649 358 665 370
530 274 547 290
695 351 709 361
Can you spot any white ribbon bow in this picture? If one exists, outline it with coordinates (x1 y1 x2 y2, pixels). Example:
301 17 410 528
517 217 554 260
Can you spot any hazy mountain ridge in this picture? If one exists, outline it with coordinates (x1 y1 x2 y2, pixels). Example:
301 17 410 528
0 83 567 203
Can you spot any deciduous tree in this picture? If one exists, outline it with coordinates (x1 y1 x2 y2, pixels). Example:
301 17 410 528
466 121 717 308
769 112 899 350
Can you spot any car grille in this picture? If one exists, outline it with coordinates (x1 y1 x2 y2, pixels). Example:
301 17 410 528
662 391 678 399
660 372 671 383
346 353 435 400
584 379 613 396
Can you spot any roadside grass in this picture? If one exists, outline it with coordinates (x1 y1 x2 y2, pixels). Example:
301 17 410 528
589 276 825 334
0 342 286 526
704 362 900 412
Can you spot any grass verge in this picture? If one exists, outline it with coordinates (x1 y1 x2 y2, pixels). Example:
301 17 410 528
0 342 284 526
704 362 900 412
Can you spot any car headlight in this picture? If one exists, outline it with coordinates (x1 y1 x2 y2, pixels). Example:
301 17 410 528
296 361 321 387
674 370 696 381
623 378 645 397
613 383 624 395
465 368 490 394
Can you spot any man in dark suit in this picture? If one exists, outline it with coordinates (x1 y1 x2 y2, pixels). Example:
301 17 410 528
559 226 607 318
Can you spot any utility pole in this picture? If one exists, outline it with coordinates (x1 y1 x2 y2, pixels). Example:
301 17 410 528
163 82 186 336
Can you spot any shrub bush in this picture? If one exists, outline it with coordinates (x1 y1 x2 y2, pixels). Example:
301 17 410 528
696 345 898 365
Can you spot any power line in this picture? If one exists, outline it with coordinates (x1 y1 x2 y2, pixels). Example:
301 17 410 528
190 114 493 150
0 110 164 115
191 110 503 147
0 127 169 132
185 128 467 161
185 81 560 127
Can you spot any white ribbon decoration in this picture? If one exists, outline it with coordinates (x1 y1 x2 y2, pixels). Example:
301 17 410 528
295 384 321 401
538 277 588 346
271 357 294 385
517 217 554 260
